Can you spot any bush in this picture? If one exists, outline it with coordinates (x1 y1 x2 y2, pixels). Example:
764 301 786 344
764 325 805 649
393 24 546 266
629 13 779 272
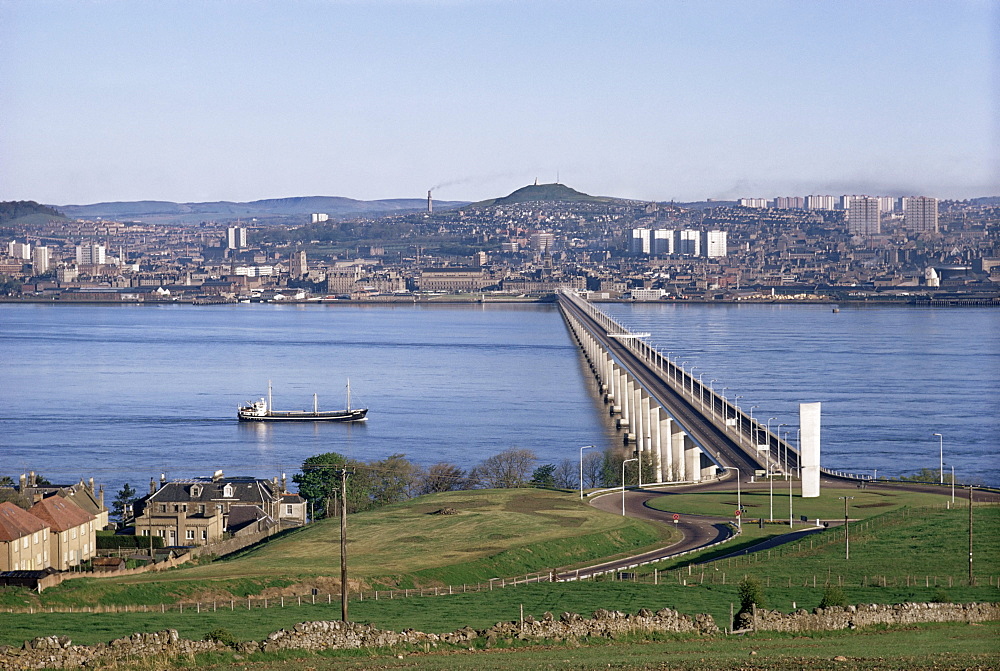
818 585 848 609
96 533 164 550
204 628 238 647
734 576 766 629
931 589 952 603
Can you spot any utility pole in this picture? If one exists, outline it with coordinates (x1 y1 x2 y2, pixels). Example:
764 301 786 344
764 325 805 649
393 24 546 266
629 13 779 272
968 484 974 586
339 469 350 622
839 496 854 560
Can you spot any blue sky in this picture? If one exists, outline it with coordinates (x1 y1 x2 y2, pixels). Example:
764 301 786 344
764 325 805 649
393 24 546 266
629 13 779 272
1 0 996 204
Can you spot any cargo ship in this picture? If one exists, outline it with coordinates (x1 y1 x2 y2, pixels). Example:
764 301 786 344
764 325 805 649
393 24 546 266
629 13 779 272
238 380 367 422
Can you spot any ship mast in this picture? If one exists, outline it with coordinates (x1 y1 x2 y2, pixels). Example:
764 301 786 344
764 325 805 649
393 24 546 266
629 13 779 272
268 380 272 413
313 393 318 414
346 379 351 411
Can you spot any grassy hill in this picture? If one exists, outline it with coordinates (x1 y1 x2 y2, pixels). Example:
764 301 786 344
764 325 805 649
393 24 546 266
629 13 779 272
0 489 669 610
472 183 617 208
0 200 68 228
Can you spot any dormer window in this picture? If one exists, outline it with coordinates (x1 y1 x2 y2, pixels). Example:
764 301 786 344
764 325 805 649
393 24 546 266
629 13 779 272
190 485 202 498
223 484 234 498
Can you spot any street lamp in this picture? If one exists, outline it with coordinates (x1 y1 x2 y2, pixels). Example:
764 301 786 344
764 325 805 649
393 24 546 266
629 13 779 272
622 458 639 516
765 417 777 475
730 467 742 529
708 380 718 419
950 465 955 504
838 496 854 559
933 433 943 484
696 372 705 408
678 361 688 388
749 406 759 451
734 396 744 444
579 445 595 500
689 366 698 398
777 424 788 476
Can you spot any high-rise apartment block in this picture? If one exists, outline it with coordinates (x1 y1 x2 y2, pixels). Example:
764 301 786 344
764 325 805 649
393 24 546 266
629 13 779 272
902 196 939 233
704 230 728 258
652 229 674 255
630 228 651 255
738 198 769 208
8 241 31 259
847 196 881 235
31 246 50 274
227 226 247 250
529 232 555 252
774 197 804 209
76 243 106 266
311 213 329 223
877 196 899 213
805 195 836 210
678 230 701 256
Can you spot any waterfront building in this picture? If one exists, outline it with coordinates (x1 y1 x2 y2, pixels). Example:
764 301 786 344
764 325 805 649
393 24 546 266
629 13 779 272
847 196 881 236
0 502 50 571
902 196 939 233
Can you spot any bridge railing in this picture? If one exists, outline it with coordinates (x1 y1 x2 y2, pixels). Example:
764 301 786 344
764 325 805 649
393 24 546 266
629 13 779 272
561 290 798 473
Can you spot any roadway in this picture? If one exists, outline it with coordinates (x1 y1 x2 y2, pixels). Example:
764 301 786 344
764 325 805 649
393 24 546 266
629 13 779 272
558 293 770 476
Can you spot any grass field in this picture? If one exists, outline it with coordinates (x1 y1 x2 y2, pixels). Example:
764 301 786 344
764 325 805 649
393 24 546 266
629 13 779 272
175 622 1000 670
0 489 671 610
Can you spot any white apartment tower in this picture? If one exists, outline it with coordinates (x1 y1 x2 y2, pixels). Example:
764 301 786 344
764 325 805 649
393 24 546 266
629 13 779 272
227 226 248 250
704 230 728 258
76 243 106 266
8 241 31 259
629 228 651 255
31 246 51 274
652 229 674 255
902 196 939 233
805 195 836 210
847 196 880 236
678 230 701 256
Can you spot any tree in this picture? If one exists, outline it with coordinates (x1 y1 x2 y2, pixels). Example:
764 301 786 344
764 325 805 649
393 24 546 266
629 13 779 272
421 462 467 494
818 585 847 609
581 451 604 488
530 464 556 488
471 448 536 488
369 454 420 507
112 483 138 524
552 459 578 489
0 487 31 510
293 452 350 518
734 576 767 629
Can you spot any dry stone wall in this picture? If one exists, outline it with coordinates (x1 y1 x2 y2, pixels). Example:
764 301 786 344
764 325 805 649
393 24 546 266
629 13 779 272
0 603 996 670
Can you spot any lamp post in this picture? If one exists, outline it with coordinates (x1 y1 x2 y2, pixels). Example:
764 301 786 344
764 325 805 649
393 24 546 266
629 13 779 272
765 417 777 475
689 366 698 399
696 372 705 409
678 361 687 388
749 406 759 454
579 445 595 500
796 429 801 478
951 465 955 504
622 458 639 516
788 457 793 528
933 433 943 484
731 467 742 530
777 424 788 476
734 396 744 444
839 496 854 560
708 380 718 419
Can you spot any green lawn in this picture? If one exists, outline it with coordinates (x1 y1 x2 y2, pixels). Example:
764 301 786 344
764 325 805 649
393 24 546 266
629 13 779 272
0 489 671 610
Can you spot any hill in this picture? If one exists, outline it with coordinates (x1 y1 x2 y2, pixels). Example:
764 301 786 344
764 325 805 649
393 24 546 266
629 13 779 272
473 183 617 208
0 200 68 227
52 195 468 224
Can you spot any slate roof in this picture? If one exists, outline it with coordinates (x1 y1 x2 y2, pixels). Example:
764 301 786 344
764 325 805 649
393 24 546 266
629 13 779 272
29 495 95 532
0 502 48 542
146 477 280 507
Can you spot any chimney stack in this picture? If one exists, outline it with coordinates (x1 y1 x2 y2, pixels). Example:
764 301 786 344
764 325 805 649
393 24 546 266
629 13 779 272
98 484 105 509
29 471 36 487
89 477 95 494
427 190 433 213
281 472 287 493
150 477 156 495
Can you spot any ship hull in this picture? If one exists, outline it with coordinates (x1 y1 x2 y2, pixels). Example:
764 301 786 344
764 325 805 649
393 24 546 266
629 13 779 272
238 408 368 422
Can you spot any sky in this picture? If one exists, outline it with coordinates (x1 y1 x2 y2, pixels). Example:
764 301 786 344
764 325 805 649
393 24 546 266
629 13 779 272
1 0 996 205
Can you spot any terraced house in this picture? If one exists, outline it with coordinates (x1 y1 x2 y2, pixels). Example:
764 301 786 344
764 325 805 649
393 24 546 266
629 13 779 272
28 495 97 570
0 502 50 571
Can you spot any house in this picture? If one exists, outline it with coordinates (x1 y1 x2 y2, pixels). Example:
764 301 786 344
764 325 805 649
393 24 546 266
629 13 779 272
28 495 97 570
133 471 301 546
0 502 51 571
15 473 110 529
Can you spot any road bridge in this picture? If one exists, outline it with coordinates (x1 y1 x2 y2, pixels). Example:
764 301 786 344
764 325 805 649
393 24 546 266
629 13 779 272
557 290 799 484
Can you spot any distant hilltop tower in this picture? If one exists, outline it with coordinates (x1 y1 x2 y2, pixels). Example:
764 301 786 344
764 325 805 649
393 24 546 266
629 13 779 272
427 190 433 213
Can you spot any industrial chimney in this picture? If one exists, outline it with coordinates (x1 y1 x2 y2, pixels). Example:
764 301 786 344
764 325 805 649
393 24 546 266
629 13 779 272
427 190 433 213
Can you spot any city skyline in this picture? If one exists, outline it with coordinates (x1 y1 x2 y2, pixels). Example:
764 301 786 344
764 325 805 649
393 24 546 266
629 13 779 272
1 0 996 205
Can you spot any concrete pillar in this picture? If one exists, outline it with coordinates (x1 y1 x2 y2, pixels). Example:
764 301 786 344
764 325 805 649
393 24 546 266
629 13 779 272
684 436 701 483
640 392 652 459
671 422 686 481
621 377 633 428
651 406 663 482
800 402 821 498
609 364 621 414
633 387 645 453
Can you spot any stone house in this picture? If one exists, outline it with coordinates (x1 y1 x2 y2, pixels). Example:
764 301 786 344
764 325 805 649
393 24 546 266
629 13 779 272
0 502 51 571
28 495 97 570
133 471 304 546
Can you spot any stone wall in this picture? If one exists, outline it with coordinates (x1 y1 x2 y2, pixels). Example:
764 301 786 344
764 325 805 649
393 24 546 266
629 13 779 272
752 601 1000 632
0 602 996 670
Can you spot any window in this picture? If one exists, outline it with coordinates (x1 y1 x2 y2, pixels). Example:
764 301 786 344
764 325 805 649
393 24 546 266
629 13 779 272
201 529 207 540
71 528 77 540
141 529 149 536
223 484 234 498
22 537 28 549
185 530 195 540
199 505 205 515
286 505 293 515
33 532 39 544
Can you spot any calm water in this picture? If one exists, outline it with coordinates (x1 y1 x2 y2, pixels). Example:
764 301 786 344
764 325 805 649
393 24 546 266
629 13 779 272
1 302 997 496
